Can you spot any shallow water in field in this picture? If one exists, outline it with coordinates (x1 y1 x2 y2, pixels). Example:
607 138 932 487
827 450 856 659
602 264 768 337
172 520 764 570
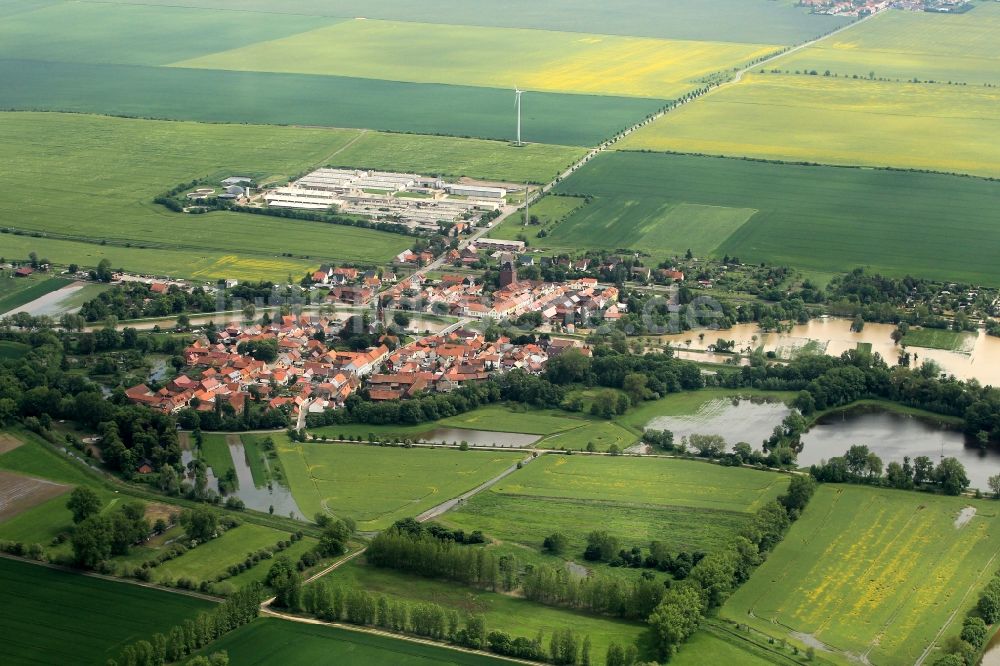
417 427 539 448
226 441 304 520
645 398 792 448
982 630 1000 665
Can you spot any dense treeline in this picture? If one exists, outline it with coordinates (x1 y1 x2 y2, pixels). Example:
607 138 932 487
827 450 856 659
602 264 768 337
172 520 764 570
826 269 985 330
369 524 666 621
307 369 566 428
301 582 588 664
811 444 970 495
648 477 815 658
110 583 261 666
80 283 219 322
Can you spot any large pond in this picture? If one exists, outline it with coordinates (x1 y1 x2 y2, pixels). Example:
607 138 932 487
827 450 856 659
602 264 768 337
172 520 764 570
417 428 539 448
644 399 1000 489
646 398 792 448
799 408 1000 490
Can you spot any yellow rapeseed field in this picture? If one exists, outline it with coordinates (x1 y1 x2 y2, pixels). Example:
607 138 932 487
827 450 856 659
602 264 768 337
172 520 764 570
620 74 1000 177
190 255 315 282
176 19 779 99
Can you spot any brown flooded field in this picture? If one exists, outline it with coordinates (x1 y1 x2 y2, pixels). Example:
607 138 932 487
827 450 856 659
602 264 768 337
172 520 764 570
658 318 1000 385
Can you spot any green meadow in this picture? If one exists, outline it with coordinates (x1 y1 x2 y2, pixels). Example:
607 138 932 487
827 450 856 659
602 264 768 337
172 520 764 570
553 151 1000 285
327 132 585 184
902 327 977 353
0 557 213 666
150 522 294 585
442 455 789 562
275 439 522 529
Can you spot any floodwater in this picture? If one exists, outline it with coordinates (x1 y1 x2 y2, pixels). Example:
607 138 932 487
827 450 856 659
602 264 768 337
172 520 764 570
417 427 539 448
658 318 1000 386
226 440 304 520
645 398 792 448
180 449 220 494
982 630 1000 665
799 407 1000 490
148 358 168 383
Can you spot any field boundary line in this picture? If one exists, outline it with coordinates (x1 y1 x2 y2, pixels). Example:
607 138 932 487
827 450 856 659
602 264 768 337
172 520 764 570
260 606 537 665
0 552 224 603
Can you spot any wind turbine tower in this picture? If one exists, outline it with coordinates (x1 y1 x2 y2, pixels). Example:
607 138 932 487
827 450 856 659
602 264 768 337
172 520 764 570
514 87 524 147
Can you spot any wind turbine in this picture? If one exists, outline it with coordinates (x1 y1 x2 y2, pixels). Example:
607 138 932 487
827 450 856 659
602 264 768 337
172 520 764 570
514 87 524 147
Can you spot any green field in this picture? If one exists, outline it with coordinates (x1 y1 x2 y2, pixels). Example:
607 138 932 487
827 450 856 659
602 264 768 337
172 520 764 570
535 421 638 452
902 327 976 353
324 560 652 660
152 523 293 584
0 341 29 359
276 439 522 529
0 429 100 487
622 74 1000 178
443 455 789 563
0 2 341 66
437 405 583 435
0 112 413 278
84 0 848 43
197 616 511 665
532 196 757 257
199 434 237 488
328 132 584 184
0 557 213 665
553 151 1000 284
722 485 1000 665
240 435 275 487
489 195 585 242
777 6 1000 86
672 624 796 666
0 273 71 315
178 19 777 99
0 61 662 147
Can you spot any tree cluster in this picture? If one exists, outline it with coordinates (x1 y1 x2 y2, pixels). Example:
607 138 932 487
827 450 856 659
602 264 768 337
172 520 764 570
648 493 806 659
110 584 261 666
811 446 970 495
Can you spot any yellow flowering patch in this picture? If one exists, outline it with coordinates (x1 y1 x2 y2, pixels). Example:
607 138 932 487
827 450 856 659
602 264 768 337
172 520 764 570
175 19 779 99
721 486 1000 665
190 255 314 282
620 74 1000 177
